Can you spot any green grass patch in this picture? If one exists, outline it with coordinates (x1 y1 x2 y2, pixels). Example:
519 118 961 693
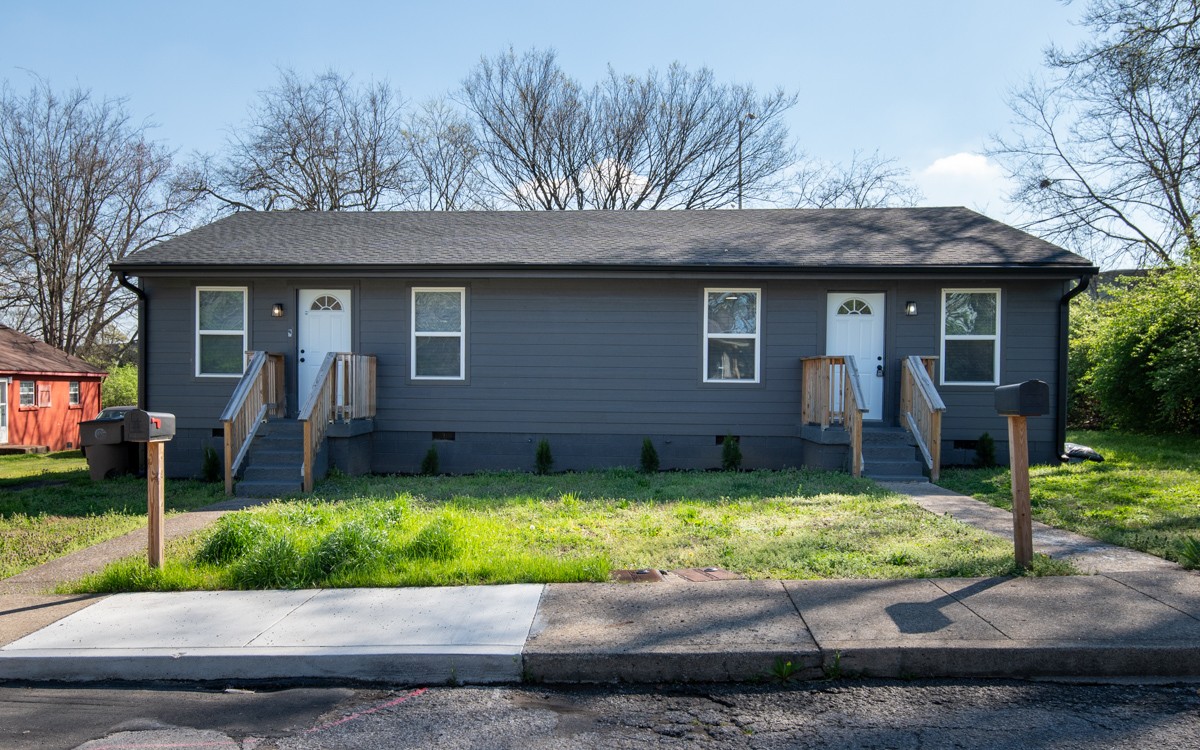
75 468 1045 592
938 430 1200 567
0 450 88 485
0 452 225 580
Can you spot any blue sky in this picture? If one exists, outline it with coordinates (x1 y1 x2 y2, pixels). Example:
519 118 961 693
4 0 1088 217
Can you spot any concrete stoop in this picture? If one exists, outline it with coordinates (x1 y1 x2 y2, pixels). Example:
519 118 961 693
235 418 304 498
861 426 928 482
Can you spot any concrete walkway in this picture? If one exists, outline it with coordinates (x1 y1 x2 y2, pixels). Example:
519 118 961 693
0 484 1197 685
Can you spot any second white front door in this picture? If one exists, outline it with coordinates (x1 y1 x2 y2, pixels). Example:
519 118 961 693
827 292 886 420
298 289 352 402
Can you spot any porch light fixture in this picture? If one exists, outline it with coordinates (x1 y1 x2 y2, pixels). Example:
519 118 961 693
905 301 918 316
271 303 285 318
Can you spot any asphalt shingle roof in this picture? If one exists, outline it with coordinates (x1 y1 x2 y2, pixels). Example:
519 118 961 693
0 326 107 376
113 208 1094 272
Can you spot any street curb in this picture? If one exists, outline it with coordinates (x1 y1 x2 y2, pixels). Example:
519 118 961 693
819 642 1200 680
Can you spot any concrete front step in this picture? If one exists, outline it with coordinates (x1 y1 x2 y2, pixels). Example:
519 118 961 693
242 463 303 483
235 479 303 498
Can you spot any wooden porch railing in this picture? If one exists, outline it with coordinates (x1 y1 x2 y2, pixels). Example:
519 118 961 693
220 351 285 496
801 355 867 476
298 352 377 493
900 355 946 481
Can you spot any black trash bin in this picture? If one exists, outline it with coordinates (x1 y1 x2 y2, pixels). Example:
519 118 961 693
79 406 140 480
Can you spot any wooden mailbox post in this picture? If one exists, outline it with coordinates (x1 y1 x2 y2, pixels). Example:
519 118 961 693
994 380 1049 569
124 410 176 568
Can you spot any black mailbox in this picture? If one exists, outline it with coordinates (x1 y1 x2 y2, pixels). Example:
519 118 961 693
124 410 176 442
994 380 1050 417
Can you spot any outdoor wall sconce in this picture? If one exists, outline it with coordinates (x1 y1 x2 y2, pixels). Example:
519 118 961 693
905 301 918 316
271 303 285 318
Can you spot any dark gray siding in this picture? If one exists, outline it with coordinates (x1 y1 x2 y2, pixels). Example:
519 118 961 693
143 274 1067 477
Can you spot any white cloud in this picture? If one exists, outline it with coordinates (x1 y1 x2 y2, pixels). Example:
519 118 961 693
915 152 1012 216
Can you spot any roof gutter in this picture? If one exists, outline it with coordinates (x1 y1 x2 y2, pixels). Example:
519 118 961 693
1056 273 1093 459
116 272 147 410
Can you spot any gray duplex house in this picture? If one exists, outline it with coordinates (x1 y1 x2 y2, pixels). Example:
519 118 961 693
111 208 1096 496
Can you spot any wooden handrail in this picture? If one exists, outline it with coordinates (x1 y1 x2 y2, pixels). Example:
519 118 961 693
801 355 866 475
220 351 285 496
298 352 377 493
901 355 946 481
842 355 867 477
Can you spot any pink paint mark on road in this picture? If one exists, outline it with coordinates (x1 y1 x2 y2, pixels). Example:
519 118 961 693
305 687 430 734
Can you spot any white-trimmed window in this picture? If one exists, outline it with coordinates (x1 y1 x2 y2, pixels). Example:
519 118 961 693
704 288 760 383
19 380 35 407
196 287 247 377
941 289 1000 385
412 288 465 380
69 381 80 406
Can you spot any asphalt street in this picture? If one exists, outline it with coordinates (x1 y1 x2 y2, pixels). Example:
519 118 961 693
4 680 1199 749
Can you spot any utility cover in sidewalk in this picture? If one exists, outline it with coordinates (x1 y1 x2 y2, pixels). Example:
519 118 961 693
610 569 664 582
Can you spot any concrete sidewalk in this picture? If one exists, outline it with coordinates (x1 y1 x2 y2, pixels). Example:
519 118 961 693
2 571 1198 685
1 484 1198 686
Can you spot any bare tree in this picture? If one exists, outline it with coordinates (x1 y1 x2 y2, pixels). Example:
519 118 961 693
0 79 199 355
460 48 594 209
790 150 922 208
460 48 796 210
990 0 1200 266
201 69 415 211
404 98 490 210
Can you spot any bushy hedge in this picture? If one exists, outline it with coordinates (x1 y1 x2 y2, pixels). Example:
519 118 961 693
1070 266 1200 433
101 364 138 408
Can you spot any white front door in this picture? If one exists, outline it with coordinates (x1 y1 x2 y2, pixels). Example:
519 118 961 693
0 378 8 443
827 292 886 420
298 290 352 404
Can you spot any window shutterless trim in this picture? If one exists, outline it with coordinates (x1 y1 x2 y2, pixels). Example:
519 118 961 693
411 287 466 381
703 287 761 384
940 288 1001 386
195 286 248 378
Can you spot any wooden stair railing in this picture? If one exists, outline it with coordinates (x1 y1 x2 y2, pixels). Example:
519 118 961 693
220 351 285 496
801 355 867 476
298 353 377 493
900 355 947 481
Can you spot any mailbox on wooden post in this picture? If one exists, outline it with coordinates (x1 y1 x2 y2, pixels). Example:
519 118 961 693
994 380 1049 569
124 410 176 569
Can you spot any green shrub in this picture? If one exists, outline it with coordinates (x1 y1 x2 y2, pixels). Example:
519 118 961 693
721 434 742 471
307 521 386 579
196 514 271 565
421 445 439 476
974 432 996 468
101 364 138 409
1087 267 1200 433
535 439 554 475
640 438 660 473
1067 294 1107 429
201 445 221 483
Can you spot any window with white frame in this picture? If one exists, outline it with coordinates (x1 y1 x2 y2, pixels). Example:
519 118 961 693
704 288 760 382
196 287 247 377
69 381 80 406
19 380 34 407
941 289 1000 385
412 288 465 380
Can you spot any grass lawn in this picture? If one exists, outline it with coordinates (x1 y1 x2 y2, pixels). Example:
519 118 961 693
75 468 1068 593
0 451 227 580
938 430 1200 567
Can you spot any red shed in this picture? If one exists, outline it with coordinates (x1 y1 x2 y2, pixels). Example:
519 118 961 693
0 325 107 452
